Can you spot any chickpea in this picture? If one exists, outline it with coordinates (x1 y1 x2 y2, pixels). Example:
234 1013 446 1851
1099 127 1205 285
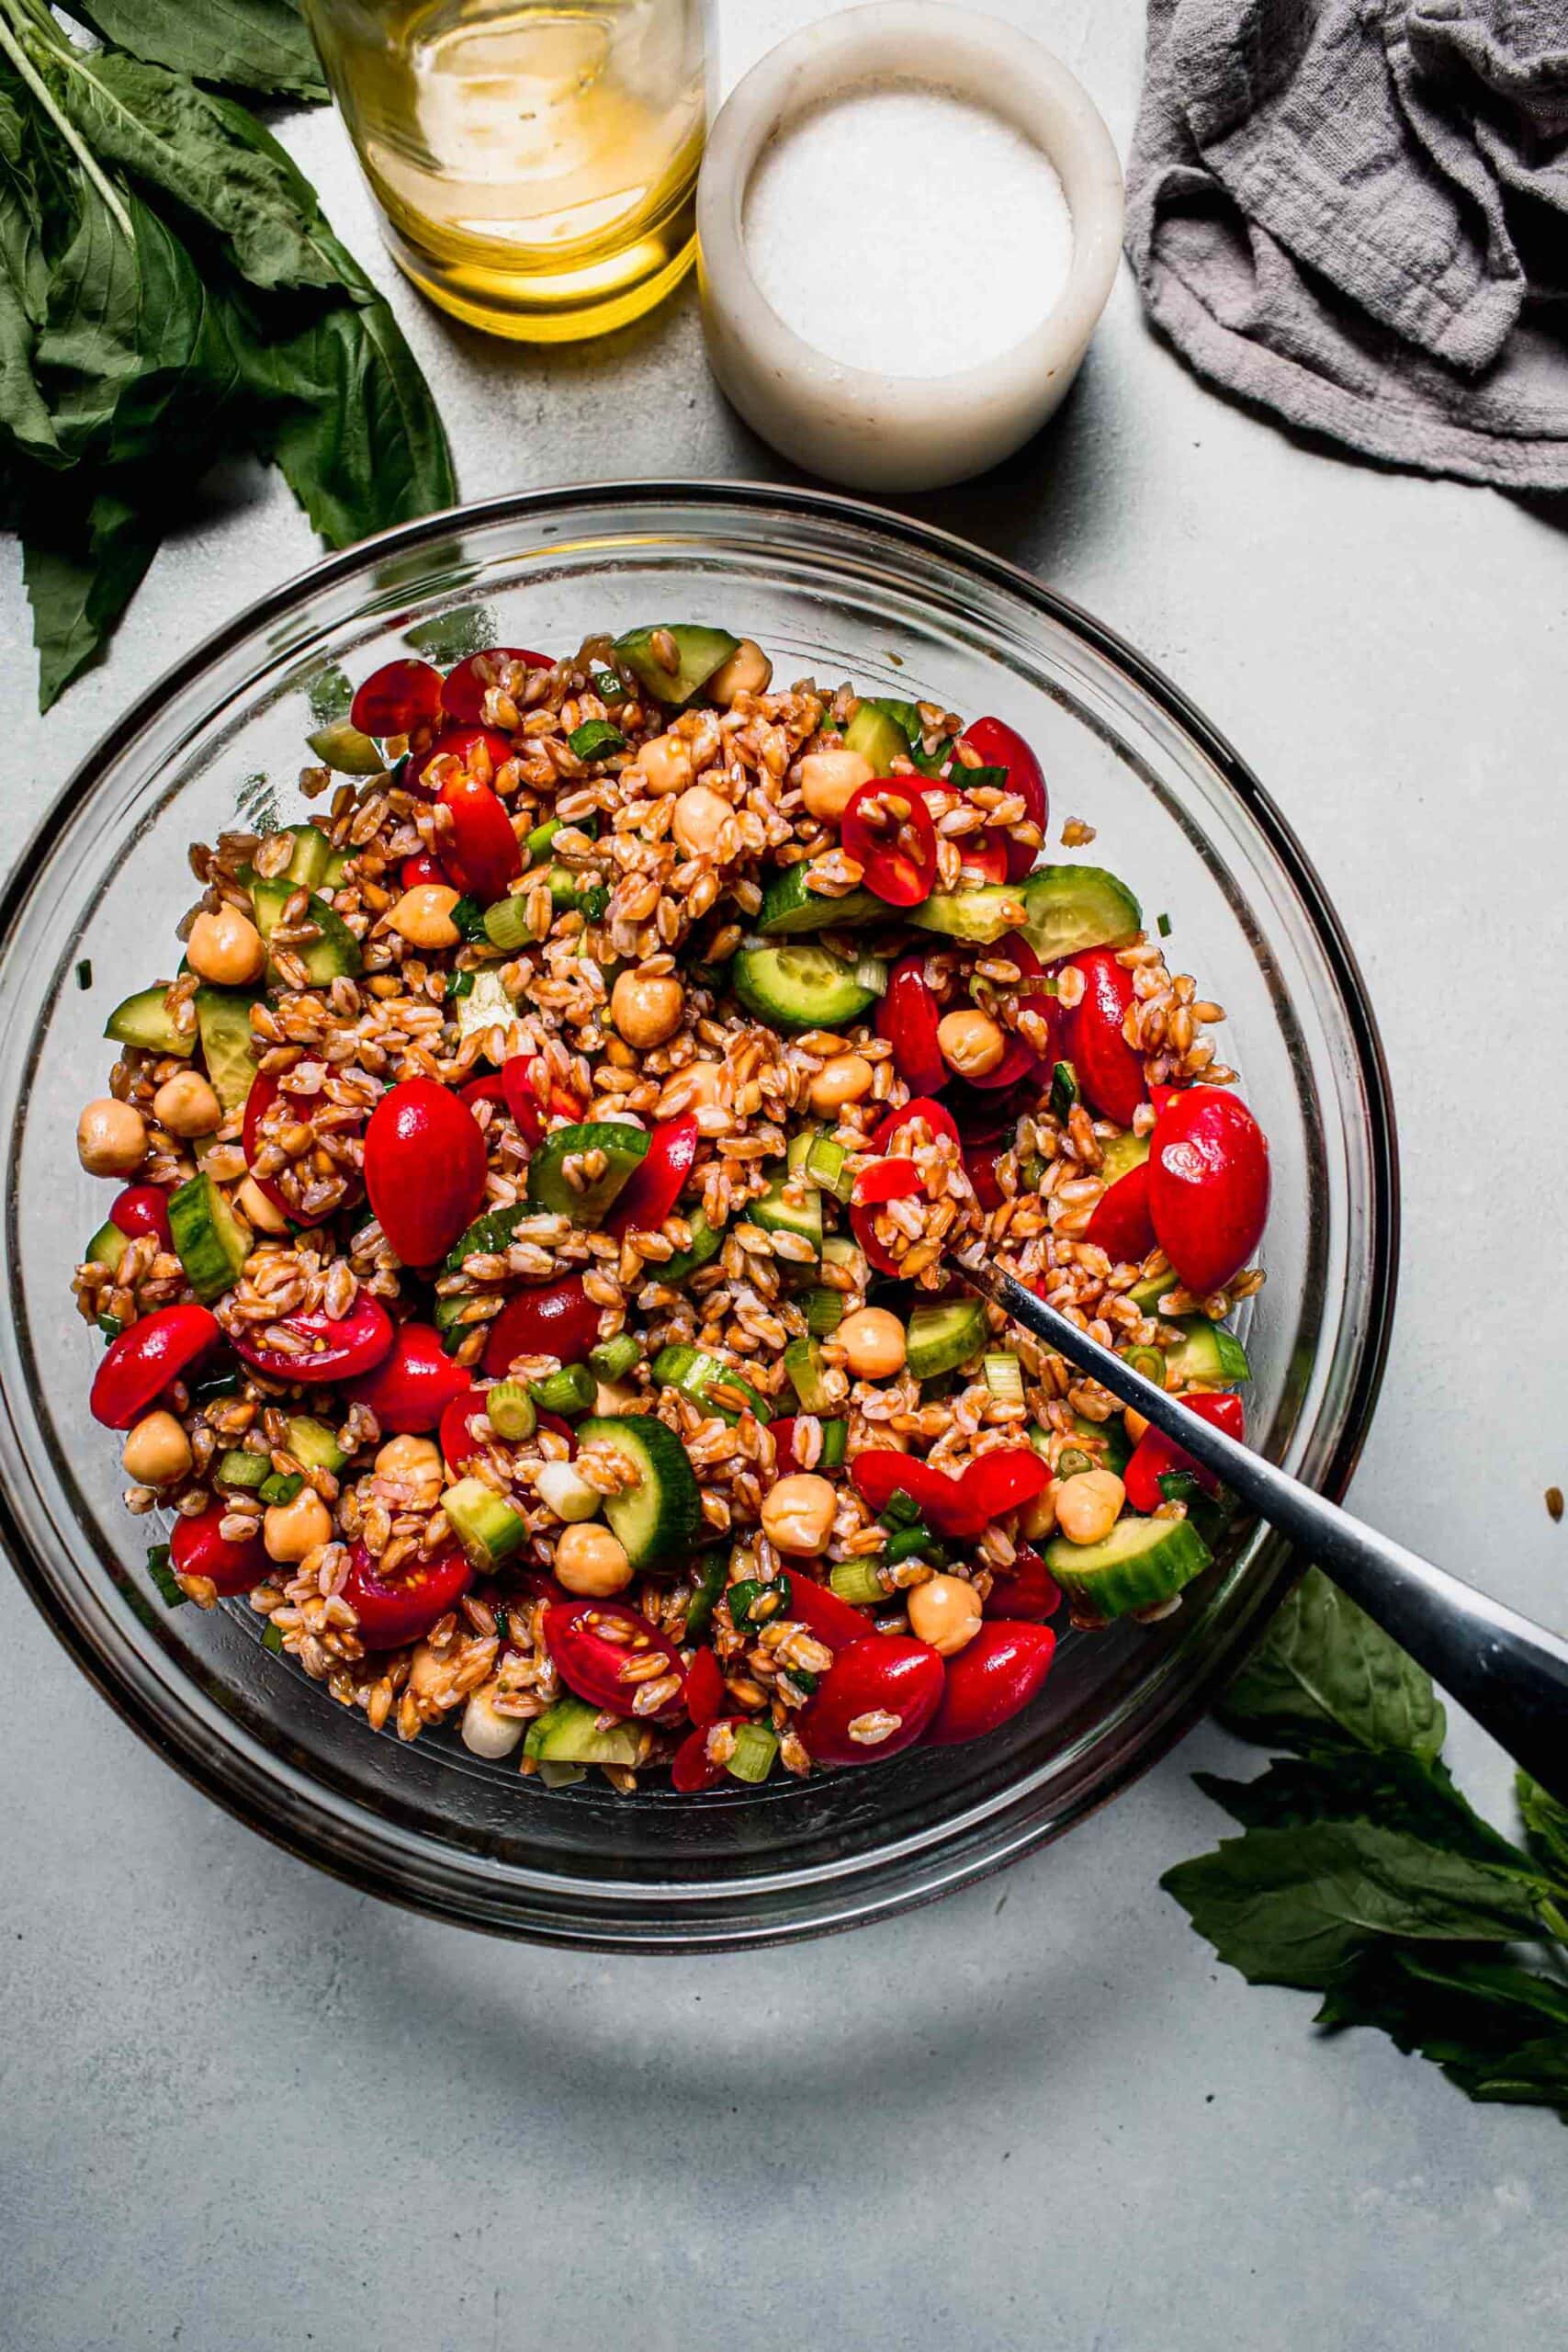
799 748 874 824
461 1685 524 1759
807 1053 874 1116
389 883 462 950
760 1472 837 1557
121 1410 193 1487
671 784 732 860
637 733 693 797
407 1639 457 1704
907 1573 984 1657
660 1059 726 1115
937 1007 1006 1080
611 968 684 1050
77 1097 147 1178
186 904 265 989
839 1306 908 1381
707 639 773 706
235 1175 288 1236
555 1521 633 1597
263 1486 333 1563
1055 1467 1126 1547
374 1434 444 1504
152 1069 222 1138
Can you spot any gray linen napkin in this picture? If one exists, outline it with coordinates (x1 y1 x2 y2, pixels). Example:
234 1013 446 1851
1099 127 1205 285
1126 0 1568 488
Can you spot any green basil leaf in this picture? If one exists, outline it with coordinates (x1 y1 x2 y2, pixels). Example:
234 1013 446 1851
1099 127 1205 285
1517 1772 1568 1893
57 0 328 103
22 486 159 708
1216 1566 1446 1760
1193 1752 1530 1871
1315 1949 1568 2119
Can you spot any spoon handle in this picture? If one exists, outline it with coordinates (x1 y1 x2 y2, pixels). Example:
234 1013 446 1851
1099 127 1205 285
957 1256 1568 1806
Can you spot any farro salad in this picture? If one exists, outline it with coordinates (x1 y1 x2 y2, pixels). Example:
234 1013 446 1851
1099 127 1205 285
73 625 1270 1792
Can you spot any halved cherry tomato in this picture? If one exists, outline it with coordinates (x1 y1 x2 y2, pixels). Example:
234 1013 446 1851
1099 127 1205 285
1084 1160 1156 1263
347 1321 469 1433
243 1073 345 1229
957 826 1010 886
441 648 551 726
983 1542 1062 1622
607 1114 698 1237
500 1056 547 1146
683 1645 727 1727
343 1538 472 1652
543 1598 684 1714
798 1634 945 1766
867 1098 960 1157
231 1293 394 1385
1147 1086 1270 1297
925 1623 1056 1744
438 770 521 904
400 851 450 891
457 1072 509 1115
964 1144 1005 1210
405 723 514 800
482 1276 601 1377
671 1720 731 1792
91 1303 220 1429
1066 948 1145 1125
852 1450 986 1541
108 1184 172 1248
364 1079 487 1268
769 1417 801 1475
964 1028 1045 1094
787 1575 879 1654
439 1386 492 1476
876 955 946 1094
849 1156 921 1277
351 659 443 739
841 778 938 907
960 1448 1052 1522
1151 1082 1183 1122
1123 1389 1245 1513
171 1504 268 1598
960 717 1047 881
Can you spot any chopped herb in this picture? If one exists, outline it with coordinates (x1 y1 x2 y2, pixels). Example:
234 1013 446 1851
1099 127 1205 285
957 763 1010 793
878 1488 923 1532
728 1576 793 1632
97 1313 122 1341
446 969 476 1000
685 1551 728 1642
259 1471 304 1505
448 897 491 943
1157 911 1172 939
145 1544 186 1610
75 958 93 989
1050 1060 1079 1122
1158 1469 1202 1503
567 719 626 761
261 1620 286 1653
590 669 630 705
909 735 953 777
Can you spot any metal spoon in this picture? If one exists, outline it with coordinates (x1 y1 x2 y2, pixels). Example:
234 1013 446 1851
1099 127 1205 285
953 1250 1568 1806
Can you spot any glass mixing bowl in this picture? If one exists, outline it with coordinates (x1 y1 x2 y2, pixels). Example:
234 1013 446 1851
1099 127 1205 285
0 485 1397 1949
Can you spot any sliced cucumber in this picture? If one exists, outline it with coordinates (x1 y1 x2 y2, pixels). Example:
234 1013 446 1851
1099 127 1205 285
905 1297 987 1379
195 987 259 1117
1044 1512 1212 1620
444 1200 528 1274
525 1121 649 1224
750 1154 822 1256
523 1696 641 1768
85 1216 129 1273
843 700 910 773
661 1207 727 1284
573 1413 702 1567
650 1344 772 1426
1128 1263 1177 1312
912 865 1141 956
783 1337 834 1413
613 624 739 708
321 848 352 892
279 823 333 893
168 1170 249 1304
1165 1319 1252 1386
1071 1411 1132 1476
306 720 386 775
443 1477 528 1572
249 875 364 985
756 863 883 935
731 943 878 1030
104 984 194 1058
1100 1129 1151 1184
286 1414 347 1474
216 1449 270 1491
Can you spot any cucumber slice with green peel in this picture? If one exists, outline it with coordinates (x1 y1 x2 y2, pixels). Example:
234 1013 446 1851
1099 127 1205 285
248 875 364 985
168 1171 249 1303
730 944 878 1030
104 984 194 1057
216 1449 270 1492
523 1696 642 1768
1128 1263 1177 1312
613 624 739 708
444 1200 529 1274
1100 1129 1151 1184
85 1217 129 1273
434 1295 472 1355
574 1413 703 1567
195 987 260 1117
306 721 386 775
442 1477 528 1572
905 1297 987 1379
911 865 1141 956
843 701 910 773
661 1208 727 1285
650 1344 772 1426
1071 1412 1132 1476
321 848 352 891
278 823 333 892
757 863 884 935
1165 1319 1252 1386
783 1337 834 1413
750 1147 822 1256
1044 1512 1212 1620
285 1414 347 1474
525 1120 649 1223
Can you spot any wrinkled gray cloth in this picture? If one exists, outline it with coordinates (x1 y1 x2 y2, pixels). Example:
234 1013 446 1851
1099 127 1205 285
1127 0 1568 488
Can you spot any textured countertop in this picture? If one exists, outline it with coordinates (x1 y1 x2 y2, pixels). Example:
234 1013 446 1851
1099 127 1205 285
4 6 1566 2345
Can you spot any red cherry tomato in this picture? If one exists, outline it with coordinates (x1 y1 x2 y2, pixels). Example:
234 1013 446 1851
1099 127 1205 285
1151 1082 1184 1121
960 717 1047 881
439 1386 492 1476
851 1450 986 1541
171 1504 268 1598
243 1073 345 1230
840 778 939 907
346 1321 470 1433
1066 949 1145 1125
343 1538 472 1652
964 1027 1045 1094
964 1144 1005 1210
230 1292 395 1385
983 1542 1062 1622
481 1276 601 1377
683 1645 727 1727
351 659 443 739
437 770 521 904
441 648 551 725
543 1599 684 1714
1147 1086 1270 1296
787 1575 879 1655
400 851 450 890
109 1184 172 1248
867 1097 961 1157
607 1114 698 1237
405 723 514 800
925 1623 1056 1744
364 1080 487 1268
770 1416 801 1475
535 1409 578 1454
91 1303 220 1429
1083 1159 1156 1263
957 826 1010 886
671 1721 730 1792
798 1634 945 1767
1123 1389 1245 1513
501 1056 546 1146
457 1072 509 1115
848 1156 921 1277
960 1448 1052 1523
876 955 947 1094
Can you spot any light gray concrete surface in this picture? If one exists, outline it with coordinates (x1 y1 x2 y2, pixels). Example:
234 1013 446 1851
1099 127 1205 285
4 6 1566 2346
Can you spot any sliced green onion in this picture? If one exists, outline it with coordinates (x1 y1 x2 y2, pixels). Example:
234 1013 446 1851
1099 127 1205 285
1156 911 1172 939
804 1134 853 1202
527 1363 596 1418
885 1523 942 1569
1123 1345 1166 1385
685 1550 728 1641
589 1335 640 1384
819 1418 848 1470
546 866 609 921
1158 1469 1201 1503
145 1544 186 1610
725 1723 780 1784
728 1575 793 1633
1050 1060 1079 1123
536 1760 588 1788
97 1312 123 1341
567 718 626 761
852 953 889 997
259 1471 303 1505
829 1559 887 1606
446 968 475 999
525 816 563 864
486 1380 536 1440
590 669 629 705
449 895 490 942
806 1286 844 1337
910 735 953 777
983 1352 1024 1405
76 958 92 989
959 763 1010 792
1056 1446 1095 1478
261 1619 285 1652
783 1336 833 1413
878 1487 923 1531
216 1449 269 1491
189 1364 241 1405
779 1663 818 1701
